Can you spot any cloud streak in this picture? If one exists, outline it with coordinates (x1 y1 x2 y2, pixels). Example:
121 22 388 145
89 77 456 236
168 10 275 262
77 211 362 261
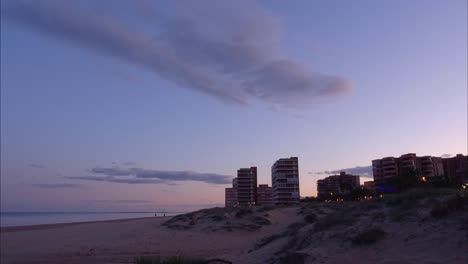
68 166 233 185
29 163 45 169
2 0 351 109
81 199 153 204
31 183 82 189
314 165 373 178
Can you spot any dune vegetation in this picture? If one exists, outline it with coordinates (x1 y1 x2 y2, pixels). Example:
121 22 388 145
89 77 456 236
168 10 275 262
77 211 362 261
153 188 467 264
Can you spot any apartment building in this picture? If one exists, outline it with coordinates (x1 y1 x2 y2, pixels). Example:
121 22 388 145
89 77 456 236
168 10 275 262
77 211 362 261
271 157 300 205
237 167 257 206
443 154 468 185
225 178 238 207
317 172 360 197
257 184 273 206
372 153 444 185
225 188 237 207
363 181 375 190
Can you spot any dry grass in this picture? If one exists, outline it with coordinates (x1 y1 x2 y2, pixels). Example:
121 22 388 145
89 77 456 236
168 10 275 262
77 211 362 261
350 227 386 245
163 207 273 232
134 256 205 264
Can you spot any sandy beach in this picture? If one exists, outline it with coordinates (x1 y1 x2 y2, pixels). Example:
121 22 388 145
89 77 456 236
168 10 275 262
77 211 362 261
0 207 298 264
1 192 467 264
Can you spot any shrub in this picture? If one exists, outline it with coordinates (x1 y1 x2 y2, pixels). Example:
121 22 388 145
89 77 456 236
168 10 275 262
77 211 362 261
314 211 355 231
253 222 306 250
134 256 205 264
371 211 386 221
279 252 307 264
253 216 271 226
430 195 466 219
304 213 317 223
388 198 418 222
234 223 261 231
235 208 253 218
297 208 305 215
314 207 325 214
255 233 286 249
135 256 233 264
445 195 465 211
359 200 381 211
384 188 460 206
210 215 224 222
162 215 189 226
256 206 275 212
286 222 306 236
430 203 449 218
351 227 385 245
390 209 409 222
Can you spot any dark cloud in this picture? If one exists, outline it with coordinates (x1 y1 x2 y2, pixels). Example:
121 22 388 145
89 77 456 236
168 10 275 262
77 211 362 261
29 163 45 169
2 0 351 109
441 154 453 158
244 60 351 107
67 175 165 184
31 183 82 188
314 165 373 178
81 199 153 204
68 166 233 185
91 167 132 176
107 161 137 167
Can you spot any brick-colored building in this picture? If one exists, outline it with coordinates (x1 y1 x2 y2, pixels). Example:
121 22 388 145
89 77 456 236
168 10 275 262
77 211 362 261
225 178 238 207
317 172 360 197
237 167 257 206
372 153 444 185
363 181 375 190
225 187 237 207
272 157 300 205
442 154 468 185
257 184 272 206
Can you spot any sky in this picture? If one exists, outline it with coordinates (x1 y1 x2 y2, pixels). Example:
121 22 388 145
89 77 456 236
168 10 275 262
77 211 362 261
1 0 467 212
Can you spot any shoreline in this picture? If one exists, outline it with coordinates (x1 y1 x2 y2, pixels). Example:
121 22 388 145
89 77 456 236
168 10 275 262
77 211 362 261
0 206 299 264
0 216 166 233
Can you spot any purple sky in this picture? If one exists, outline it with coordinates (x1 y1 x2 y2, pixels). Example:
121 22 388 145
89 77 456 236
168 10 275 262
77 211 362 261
1 0 466 212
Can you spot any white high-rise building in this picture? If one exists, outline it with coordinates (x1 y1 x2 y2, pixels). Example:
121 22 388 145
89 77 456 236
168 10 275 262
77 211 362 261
271 157 300 205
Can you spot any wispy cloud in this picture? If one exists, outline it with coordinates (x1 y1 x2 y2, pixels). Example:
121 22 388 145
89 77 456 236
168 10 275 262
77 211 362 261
31 183 82 189
2 0 351 109
29 163 45 169
67 175 166 184
68 166 233 185
81 199 153 204
314 165 373 178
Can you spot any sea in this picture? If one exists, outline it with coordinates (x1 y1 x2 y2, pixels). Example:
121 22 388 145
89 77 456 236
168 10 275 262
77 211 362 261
0 212 182 227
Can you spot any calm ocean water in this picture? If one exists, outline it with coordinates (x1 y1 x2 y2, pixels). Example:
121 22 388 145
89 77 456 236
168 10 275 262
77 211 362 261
0 212 181 227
